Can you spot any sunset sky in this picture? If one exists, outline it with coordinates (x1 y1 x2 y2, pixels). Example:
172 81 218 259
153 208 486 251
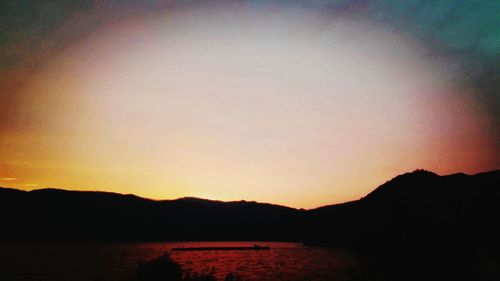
1 1 499 208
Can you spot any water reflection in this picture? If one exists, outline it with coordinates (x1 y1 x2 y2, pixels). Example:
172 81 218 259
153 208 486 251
168 242 354 281
0 242 354 281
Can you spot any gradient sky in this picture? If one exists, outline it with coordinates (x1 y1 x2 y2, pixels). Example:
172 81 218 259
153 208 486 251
1 1 499 208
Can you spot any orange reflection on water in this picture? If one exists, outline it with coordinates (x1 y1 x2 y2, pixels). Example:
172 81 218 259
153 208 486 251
168 242 355 281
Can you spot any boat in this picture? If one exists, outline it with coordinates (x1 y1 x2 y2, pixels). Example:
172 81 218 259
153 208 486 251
172 245 270 251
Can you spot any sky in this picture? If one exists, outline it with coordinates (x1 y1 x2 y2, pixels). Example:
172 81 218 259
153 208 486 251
1 0 499 208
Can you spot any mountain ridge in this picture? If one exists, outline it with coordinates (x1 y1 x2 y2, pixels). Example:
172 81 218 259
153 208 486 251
3 169 498 210
1 169 498 243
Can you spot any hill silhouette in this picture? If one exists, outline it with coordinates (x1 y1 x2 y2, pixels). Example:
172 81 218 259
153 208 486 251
307 169 500 246
307 169 500 281
0 186 302 241
2 170 500 280
1 169 499 245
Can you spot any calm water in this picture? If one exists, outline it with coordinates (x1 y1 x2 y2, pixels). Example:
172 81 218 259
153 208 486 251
0 242 355 281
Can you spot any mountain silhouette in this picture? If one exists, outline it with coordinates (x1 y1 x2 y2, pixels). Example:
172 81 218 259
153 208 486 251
307 169 500 281
1 169 499 246
2 170 500 280
0 186 301 241
307 169 500 246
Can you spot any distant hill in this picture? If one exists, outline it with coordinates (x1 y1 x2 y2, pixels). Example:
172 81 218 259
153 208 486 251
307 169 500 247
306 169 500 281
1 169 499 246
0 187 302 241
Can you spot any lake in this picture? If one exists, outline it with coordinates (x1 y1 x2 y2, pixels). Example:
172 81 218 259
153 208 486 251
0 242 355 281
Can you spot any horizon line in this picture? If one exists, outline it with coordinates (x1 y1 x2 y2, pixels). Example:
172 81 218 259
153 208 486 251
1 169 498 210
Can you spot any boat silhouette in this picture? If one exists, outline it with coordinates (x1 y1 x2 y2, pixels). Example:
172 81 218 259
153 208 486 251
172 245 271 251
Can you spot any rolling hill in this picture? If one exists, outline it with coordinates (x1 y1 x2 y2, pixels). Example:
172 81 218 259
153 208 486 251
1 169 498 246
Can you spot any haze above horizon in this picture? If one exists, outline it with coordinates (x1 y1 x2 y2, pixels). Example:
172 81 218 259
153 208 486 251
1 1 498 209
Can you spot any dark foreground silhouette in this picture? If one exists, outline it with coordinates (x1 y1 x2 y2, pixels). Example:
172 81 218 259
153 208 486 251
1 169 499 280
127 253 241 281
